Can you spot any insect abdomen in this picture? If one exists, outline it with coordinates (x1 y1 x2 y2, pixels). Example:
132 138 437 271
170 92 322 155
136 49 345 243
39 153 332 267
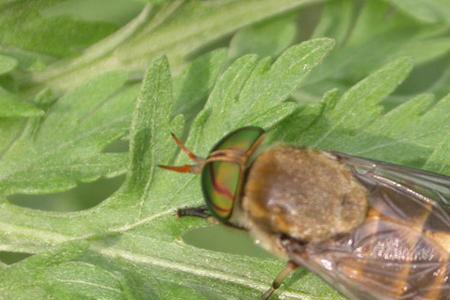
345 210 448 299
292 181 450 300
354 171 450 299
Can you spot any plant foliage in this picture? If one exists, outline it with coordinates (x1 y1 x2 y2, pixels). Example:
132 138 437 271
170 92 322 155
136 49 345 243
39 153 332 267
0 1 449 299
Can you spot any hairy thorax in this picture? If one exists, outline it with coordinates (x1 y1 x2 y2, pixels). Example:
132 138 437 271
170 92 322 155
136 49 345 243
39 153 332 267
242 146 369 252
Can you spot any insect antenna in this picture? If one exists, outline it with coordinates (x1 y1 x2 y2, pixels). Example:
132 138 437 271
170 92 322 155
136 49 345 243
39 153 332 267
170 132 199 161
158 133 205 174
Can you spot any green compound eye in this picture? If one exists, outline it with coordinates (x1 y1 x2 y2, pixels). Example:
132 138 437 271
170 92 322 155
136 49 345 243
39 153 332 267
202 161 240 219
201 127 265 221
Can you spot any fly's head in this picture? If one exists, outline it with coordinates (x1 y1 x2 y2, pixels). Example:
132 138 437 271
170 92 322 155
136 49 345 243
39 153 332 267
159 127 266 227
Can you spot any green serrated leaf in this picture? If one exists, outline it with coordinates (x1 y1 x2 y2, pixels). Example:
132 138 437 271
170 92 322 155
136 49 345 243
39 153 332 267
184 38 334 157
269 89 340 143
424 137 450 175
307 0 450 95
172 48 228 120
1 2 450 299
0 242 90 299
278 59 450 173
0 87 43 117
127 56 178 194
297 57 413 147
0 41 342 300
0 72 137 196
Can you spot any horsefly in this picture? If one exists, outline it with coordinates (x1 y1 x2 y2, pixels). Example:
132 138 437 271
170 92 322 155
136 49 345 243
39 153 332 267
160 126 450 300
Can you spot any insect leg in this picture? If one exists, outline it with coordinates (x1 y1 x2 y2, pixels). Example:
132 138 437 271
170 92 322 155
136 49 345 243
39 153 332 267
177 205 223 226
261 261 299 300
177 206 246 230
177 205 210 219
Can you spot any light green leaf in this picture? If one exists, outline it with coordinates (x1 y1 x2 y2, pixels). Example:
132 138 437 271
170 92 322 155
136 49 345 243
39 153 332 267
424 137 450 175
0 54 17 75
172 48 228 120
0 87 43 117
186 38 334 156
0 242 92 299
269 89 340 144
126 56 178 195
0 40 340 299
30 0 323 92
276 59 450 174
311 0 354 46
229 14 298 59
298 57 413 147
0 0 119 58
40 0 144 25
306 0 450 96
0 119 23 155
385 0 450 24
0 72 137 196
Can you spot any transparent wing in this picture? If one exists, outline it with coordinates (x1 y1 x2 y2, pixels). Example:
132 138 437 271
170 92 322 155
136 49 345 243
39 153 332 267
334 152 450 212
283 224 450 300
282 152 450 300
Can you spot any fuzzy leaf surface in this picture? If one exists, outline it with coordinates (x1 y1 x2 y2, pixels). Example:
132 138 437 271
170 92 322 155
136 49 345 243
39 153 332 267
0 72 136 196
0 87 43 118
0 40 339 300
274 58 450 174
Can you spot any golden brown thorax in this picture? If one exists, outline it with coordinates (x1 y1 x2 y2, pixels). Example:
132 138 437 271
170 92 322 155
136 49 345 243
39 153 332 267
243 146 369 244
